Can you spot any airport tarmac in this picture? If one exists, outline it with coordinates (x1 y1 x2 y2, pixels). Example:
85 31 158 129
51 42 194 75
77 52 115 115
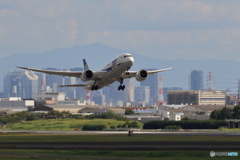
2 130 240 136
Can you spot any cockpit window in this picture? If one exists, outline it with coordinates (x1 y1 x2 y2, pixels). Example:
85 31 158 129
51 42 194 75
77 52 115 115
124 55 131 58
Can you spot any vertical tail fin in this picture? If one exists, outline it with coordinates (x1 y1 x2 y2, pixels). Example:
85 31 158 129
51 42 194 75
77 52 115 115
83 59 90 70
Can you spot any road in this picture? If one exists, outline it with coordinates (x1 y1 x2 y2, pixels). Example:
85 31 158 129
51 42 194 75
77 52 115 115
0 142 239 151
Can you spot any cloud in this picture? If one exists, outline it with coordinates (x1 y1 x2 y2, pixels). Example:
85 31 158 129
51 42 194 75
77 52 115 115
0 9 18 16
54 19 78 40
0 0 240 61
81 26 240 60
0 25 5 36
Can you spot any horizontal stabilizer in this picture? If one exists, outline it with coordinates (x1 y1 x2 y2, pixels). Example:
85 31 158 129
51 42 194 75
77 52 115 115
58 84 86 87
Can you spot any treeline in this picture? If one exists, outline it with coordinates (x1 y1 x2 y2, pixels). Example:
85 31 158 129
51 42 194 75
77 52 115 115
143 120 227 129
0 110 128 125
85 111 128 121
210 105 240 120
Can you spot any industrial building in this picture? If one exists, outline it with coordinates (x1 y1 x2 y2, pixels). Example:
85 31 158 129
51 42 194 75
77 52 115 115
167 90 226 105
163 87 183 103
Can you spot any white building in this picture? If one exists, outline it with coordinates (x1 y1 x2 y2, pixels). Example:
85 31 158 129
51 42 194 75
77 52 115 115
57 98 86 105
32 92 66 103
169 113 181 121
0 97 34 111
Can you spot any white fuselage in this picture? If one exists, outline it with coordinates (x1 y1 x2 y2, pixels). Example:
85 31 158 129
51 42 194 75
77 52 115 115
84 53 134 90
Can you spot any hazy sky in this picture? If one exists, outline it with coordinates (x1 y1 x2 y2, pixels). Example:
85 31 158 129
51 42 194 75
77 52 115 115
1 0 240 61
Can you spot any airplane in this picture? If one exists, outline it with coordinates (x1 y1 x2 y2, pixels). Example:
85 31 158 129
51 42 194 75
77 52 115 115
17 53 174 91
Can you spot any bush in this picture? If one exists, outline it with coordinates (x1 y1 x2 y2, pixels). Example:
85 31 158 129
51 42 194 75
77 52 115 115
82 124 106 131
69 124 83 129
125 110 135 115
164 125 182 129
26 115 38 121
143 120 227 129
110 126 116 129
85 111 128 121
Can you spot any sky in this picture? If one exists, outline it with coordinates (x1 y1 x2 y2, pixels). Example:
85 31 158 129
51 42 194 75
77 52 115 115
1 0 240 61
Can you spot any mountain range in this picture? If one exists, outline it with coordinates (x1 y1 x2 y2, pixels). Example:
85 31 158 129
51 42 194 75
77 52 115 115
0 43 239 91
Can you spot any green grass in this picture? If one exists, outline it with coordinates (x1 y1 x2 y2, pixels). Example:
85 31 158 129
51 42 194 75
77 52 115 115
219 128 240 131
1 133 240 142
0 149 238 160
2 118 143 131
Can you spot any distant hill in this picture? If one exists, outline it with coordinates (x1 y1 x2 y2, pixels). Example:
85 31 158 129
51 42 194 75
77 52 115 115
0 43 239 91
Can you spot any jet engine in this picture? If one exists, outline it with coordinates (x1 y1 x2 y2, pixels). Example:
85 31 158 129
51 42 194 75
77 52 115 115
80 70 94 82
135 69 148 82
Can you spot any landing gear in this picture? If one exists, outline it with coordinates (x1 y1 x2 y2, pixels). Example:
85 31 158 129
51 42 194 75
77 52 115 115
118 78 125 91
91 79 99 91
91 85 98 91
118 85 125 91
125 69 130 75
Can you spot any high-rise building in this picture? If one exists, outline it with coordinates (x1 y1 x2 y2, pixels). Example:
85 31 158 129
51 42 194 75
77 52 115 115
69 68 85 99
123 79 135 103
92 91 105 105
43 68 62 92
140 68 158 105
3 70 38 98
189 70 203 90
134 86 150 105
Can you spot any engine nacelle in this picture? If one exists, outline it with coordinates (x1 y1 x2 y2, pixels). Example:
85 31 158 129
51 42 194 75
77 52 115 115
135 69 148 82
80 70 94 82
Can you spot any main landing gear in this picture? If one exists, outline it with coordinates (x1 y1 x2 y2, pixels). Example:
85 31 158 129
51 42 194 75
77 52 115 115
91 85 98 91
118 84 125 91
118 78 125 91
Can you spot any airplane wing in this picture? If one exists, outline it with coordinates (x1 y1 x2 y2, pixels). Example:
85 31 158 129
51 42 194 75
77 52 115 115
17 66 82 78
17 66 107 78
58 84 86 87
122 67 174 79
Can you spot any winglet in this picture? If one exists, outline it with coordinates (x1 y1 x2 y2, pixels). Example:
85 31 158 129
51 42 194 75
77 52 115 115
83 59 90 70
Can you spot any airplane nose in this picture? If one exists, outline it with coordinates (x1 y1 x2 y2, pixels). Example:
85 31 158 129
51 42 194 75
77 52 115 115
129 57 134 65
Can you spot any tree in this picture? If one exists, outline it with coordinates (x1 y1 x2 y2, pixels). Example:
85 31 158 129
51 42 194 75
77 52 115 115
125 110 135 115
182 117 190 120
219 106 232 120
233 105 240 119
210 110 221 120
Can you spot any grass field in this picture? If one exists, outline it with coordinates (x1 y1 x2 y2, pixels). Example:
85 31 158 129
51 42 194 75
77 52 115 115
0 149 238 160
1 133 240 142
0 133 239 159
2 118 143 131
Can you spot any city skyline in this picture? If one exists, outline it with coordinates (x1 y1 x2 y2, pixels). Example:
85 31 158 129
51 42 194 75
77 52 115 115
0 67 236 106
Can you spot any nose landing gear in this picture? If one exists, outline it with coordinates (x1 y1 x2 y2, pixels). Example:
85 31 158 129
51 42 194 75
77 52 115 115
118 78 125 91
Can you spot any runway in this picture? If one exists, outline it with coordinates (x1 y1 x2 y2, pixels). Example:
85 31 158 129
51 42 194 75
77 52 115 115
2 130 240 136
0 142 239 150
